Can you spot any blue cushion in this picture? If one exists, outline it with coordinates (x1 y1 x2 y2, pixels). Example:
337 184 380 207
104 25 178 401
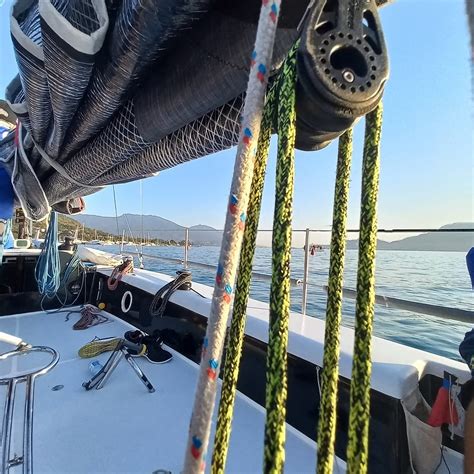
0 166 14 220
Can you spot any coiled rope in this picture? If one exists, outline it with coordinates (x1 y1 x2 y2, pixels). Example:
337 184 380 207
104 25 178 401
211 59 278 474
35 211 61 298
183 2 282 472
72 304 109 330
107 258 134 291
149 271 192 318
346 103 383 473
47 250 85 307
61 251 83 285
0 218 12 266
316 129 353 474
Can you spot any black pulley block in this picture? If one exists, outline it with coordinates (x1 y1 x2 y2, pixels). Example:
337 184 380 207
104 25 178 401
296 0 389 150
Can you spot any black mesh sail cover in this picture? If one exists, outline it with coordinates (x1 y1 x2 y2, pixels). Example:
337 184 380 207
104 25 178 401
0 0 388 220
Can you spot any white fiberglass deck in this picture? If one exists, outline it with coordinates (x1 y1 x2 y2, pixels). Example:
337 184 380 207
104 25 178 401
0 309 333 473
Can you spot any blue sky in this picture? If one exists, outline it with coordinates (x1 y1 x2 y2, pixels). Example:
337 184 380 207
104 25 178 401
0 0 472 233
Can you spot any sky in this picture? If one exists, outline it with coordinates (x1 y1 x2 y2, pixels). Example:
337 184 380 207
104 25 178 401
0 0 472 239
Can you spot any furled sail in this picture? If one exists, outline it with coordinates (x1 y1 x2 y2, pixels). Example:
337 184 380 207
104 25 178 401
0 0 389 220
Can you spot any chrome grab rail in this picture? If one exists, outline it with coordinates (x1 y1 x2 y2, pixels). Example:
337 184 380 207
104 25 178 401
0 346 59 474
301 228 311 316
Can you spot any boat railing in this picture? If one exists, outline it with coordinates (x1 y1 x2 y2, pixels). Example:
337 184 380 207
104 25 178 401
125 225 474 324
127 251 302 287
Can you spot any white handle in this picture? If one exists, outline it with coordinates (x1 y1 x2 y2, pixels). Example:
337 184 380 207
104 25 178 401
0 332 23 347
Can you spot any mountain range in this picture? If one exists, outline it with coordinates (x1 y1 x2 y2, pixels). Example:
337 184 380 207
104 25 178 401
70 214 474 251
70 213 222 245
345 223 473 252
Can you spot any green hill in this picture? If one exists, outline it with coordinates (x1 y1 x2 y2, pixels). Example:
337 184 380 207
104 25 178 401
13 214 179 245
12 214 113 241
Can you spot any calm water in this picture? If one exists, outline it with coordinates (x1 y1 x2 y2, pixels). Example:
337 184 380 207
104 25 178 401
101 244 473 361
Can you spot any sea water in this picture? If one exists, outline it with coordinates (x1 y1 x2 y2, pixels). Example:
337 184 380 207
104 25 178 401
103 245 473 361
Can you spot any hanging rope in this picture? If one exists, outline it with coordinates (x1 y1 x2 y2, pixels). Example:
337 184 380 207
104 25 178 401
346 103 384 473
107 258 134 291
149 271 192 318
183 3 282 472
263 42 297 474
316 129 353 474
35 211 61 298
211 73 277 473
0 218 12 266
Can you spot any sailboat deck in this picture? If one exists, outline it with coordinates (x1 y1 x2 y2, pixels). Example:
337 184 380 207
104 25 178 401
0 308 330 473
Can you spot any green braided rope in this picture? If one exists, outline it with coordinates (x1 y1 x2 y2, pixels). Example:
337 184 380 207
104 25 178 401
263 45 297 474
316 129 354 474
346 103 383 474
211 86 276 474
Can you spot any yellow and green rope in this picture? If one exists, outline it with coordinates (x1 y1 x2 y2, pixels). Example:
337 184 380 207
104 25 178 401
316 129 353 474
208 39 383 474
211 44 298 474
346 103 383 474
263 44 297 474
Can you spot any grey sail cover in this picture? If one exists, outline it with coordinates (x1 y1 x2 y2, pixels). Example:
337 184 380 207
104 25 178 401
1 0 389 220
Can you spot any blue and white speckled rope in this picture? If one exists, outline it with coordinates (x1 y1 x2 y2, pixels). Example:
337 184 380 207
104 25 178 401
35 211 60 298
182 2 282 472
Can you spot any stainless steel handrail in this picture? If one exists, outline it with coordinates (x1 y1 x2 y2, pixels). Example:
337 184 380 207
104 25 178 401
0 346 59 474
184 228 189 269
301 228 310 316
